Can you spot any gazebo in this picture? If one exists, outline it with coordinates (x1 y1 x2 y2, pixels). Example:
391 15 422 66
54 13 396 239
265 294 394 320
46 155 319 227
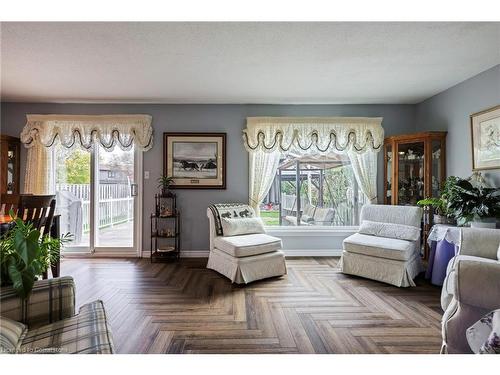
266 153 361 226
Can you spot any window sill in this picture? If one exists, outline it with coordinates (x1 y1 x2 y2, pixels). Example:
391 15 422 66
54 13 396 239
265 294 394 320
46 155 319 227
265 225 359 237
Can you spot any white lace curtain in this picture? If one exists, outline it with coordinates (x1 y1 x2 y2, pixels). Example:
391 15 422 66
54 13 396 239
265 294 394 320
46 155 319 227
20 114 153 194
243 117 384 213
21 114 153 151
249 151 281 215
24 143 53 195
348 150 378 204
244 117 384 154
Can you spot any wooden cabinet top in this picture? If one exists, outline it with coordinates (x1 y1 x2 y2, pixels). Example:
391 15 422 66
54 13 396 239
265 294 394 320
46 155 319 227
0 134 21 142
384 131 447 144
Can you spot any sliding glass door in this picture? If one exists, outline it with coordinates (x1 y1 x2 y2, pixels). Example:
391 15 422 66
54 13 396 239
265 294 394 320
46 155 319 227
54 145 140 254
95 145 136 249
54 145 91 249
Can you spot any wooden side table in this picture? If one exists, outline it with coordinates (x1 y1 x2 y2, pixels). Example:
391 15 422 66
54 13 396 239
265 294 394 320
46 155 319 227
0 214 15 234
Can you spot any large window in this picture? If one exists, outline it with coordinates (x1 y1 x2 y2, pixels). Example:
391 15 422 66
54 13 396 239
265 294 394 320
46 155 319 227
261 152 367 227
244 117 383 229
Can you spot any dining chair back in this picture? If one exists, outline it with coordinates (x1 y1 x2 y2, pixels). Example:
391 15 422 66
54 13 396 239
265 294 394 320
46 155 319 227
18 195 57 237
0 193 21 216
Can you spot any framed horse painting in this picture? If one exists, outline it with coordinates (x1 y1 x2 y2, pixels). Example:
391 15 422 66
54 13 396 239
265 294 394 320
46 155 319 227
163 132 226 189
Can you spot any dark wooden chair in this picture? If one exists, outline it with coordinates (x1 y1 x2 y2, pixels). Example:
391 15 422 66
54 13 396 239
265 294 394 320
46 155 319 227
18 195 56 238
0 193 21 216
1 194 59 278
17 195 59 279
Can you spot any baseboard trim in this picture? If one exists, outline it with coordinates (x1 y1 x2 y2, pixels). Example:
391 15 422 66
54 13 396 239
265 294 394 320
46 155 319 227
141 249 342 258
179 250 211 258
140 250 209 258
63 252 139 258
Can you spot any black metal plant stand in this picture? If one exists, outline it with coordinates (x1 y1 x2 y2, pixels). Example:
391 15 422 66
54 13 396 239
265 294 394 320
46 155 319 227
150 192 180 262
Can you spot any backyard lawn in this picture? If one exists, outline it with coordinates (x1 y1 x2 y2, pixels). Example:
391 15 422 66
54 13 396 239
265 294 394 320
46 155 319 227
260 210 279 226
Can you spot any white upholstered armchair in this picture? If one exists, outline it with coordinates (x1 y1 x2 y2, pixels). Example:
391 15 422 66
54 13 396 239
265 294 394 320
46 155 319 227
340 204 424 287
206 204 287 284
441 227 500 354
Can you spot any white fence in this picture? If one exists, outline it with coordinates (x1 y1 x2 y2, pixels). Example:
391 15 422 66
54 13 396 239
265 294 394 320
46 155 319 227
56 183 133 232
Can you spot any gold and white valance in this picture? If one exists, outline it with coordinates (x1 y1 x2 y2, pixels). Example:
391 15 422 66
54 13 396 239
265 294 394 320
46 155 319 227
243 117 384 154
20 114 153 151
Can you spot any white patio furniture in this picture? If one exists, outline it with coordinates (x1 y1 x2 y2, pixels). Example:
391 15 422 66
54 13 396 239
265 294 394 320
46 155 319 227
206 204 287 284
56 190 83 243
339 204 424 287
284 203 335 226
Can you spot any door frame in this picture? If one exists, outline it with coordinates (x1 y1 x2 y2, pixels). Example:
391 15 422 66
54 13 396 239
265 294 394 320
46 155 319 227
56 147 143 257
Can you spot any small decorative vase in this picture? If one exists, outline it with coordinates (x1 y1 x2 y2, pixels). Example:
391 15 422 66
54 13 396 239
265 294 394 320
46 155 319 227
433 214 448 225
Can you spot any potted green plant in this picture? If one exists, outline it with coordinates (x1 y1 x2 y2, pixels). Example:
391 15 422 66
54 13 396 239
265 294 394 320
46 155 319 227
417 197 448 224
445 177 500 227
157 175 175 196
0 214 71 298
417 176 459 224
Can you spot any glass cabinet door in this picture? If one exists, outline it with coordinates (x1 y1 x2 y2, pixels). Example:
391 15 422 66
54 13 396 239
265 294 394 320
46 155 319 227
7 147 15 193
385 144 392 204
431 139 443 197
6 141 19 194
1 136 20 195
397 142 425 205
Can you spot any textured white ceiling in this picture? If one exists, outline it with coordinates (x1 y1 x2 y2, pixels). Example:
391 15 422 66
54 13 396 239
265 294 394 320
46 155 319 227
1 22 499 104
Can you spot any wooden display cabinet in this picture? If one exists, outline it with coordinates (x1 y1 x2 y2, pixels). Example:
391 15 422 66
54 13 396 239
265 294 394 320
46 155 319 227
384 132 447 259
384 132 447 206
0 134 21 195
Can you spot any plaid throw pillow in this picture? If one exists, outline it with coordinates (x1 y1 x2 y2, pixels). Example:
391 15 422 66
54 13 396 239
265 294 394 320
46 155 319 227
0 317 27 354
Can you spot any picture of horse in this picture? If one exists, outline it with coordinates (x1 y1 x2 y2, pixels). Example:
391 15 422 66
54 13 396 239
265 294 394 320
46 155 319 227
164 132 226 189
172 141 218 179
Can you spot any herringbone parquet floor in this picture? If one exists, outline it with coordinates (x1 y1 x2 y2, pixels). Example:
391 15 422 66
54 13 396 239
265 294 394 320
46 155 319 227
61 257 443 354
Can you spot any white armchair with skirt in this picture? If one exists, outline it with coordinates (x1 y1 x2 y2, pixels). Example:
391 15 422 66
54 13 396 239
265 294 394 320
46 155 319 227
340 204 424 287
206 203 287 284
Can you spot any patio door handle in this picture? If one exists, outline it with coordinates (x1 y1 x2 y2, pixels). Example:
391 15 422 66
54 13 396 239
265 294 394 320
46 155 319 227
130 183 138 197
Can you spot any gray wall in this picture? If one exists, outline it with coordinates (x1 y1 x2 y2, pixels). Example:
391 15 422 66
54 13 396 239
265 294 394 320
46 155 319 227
2 66 497 252
0 103 415 251
416 64 500 186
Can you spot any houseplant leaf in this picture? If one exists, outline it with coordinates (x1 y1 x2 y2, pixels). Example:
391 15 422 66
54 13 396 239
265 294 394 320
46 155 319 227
14 226 40 266
7 258 35 299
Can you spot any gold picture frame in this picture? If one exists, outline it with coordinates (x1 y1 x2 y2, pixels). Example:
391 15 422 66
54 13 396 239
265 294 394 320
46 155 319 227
470 105 500 171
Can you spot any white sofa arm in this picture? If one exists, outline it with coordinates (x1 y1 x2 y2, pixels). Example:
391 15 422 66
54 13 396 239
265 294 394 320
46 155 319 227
441 255 459 311
455 259 500 311
206 208 218 251
460 228 500 260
